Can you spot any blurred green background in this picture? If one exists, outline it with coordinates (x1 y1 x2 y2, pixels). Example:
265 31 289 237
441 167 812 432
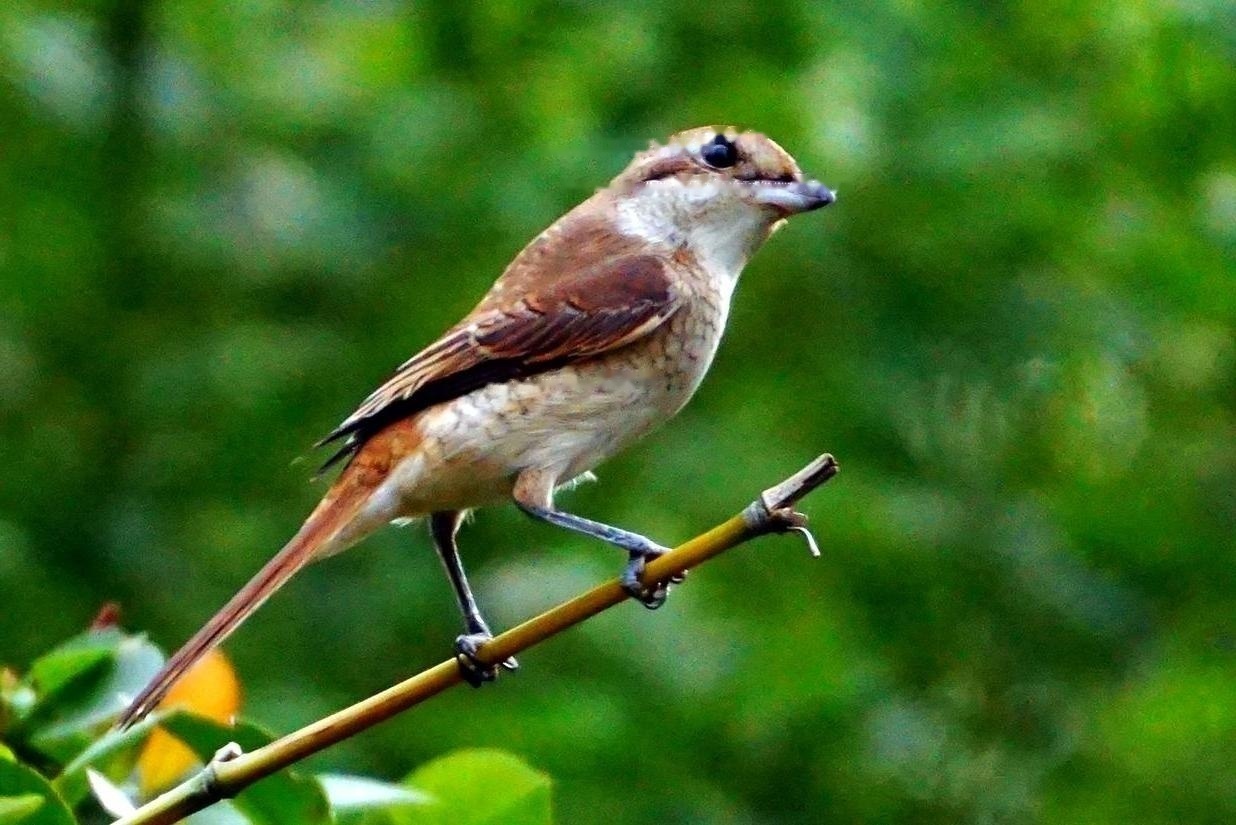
1 0 1234 822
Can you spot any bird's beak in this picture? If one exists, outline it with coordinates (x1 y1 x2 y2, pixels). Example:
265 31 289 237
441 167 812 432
752 179 836 215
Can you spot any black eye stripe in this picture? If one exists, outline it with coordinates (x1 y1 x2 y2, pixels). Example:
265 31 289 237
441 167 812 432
700 134 738 168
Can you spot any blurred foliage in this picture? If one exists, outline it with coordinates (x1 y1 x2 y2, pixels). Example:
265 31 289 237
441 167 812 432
0 0 1233 822
0 625 546 823
134 649 240 796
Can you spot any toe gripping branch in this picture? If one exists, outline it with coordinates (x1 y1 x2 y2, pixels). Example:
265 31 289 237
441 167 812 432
112 452 841 825
741 453 839 556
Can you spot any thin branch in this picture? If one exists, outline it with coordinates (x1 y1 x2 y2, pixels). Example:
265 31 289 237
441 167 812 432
113 453 839 825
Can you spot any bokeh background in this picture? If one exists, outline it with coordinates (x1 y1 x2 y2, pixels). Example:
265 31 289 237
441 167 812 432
2 1 1235 822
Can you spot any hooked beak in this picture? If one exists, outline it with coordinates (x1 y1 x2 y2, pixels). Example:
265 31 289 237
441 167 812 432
751 178 836 215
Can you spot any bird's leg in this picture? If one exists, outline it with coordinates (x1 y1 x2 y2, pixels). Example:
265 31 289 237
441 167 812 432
514 501 686 610
429 511 517 686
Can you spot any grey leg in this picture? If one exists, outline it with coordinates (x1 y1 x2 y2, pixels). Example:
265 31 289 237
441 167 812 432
514 502 684 609
429 511 517 686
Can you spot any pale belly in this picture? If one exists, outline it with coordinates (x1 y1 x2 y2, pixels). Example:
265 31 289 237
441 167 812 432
376 303 725 516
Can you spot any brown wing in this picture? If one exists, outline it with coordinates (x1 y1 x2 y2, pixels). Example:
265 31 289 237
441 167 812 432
317 254 680 465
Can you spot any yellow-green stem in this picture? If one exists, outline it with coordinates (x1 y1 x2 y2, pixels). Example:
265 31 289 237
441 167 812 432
114 453 837 825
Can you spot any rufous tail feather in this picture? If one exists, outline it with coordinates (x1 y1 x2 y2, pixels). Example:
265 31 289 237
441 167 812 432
115 473 378 730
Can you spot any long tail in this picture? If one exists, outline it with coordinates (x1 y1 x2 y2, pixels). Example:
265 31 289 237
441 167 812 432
115 471 379 730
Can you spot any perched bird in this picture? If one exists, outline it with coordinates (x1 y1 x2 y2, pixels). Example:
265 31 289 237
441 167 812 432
117 126 834 728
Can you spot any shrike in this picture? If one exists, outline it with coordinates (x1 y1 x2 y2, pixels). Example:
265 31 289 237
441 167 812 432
118 126 834 728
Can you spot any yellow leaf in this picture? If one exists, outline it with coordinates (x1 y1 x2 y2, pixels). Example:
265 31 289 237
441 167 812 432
135 650 241 796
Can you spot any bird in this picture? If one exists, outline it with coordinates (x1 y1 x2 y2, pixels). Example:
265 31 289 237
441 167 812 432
116 125 834 729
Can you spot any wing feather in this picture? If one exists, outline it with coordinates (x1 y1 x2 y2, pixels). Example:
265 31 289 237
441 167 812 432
317 253 679 462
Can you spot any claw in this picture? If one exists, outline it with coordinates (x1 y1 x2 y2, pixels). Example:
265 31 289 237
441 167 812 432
621 549 680 609
454 633 518 687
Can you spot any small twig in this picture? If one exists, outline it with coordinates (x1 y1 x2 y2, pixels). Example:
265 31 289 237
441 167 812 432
113 453 839 825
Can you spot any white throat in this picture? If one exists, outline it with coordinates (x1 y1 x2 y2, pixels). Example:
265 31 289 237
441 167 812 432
615 178 772 299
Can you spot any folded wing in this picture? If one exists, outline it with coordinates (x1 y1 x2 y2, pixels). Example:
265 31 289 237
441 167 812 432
318 254 680 466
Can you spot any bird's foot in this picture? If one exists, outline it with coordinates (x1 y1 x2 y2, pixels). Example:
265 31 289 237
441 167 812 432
454 632 519 688
620 545 686 610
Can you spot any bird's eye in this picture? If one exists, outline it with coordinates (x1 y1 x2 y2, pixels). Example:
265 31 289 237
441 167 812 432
700 134 738 169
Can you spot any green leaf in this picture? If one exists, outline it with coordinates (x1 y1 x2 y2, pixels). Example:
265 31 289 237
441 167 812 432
53 712 164 807
397 749 551 825
85 768 136 818
0 745 14 763
28 647 111 700
24 629 137 715
0 680 37 729
320 773 429 823
0 795 44 823
320 774 429 812
184 800 254 824
0 760 74 825
161 713 330 825
23 632 163 764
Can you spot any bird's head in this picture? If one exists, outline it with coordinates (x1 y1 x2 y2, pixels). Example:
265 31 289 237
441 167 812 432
608 126 834 273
